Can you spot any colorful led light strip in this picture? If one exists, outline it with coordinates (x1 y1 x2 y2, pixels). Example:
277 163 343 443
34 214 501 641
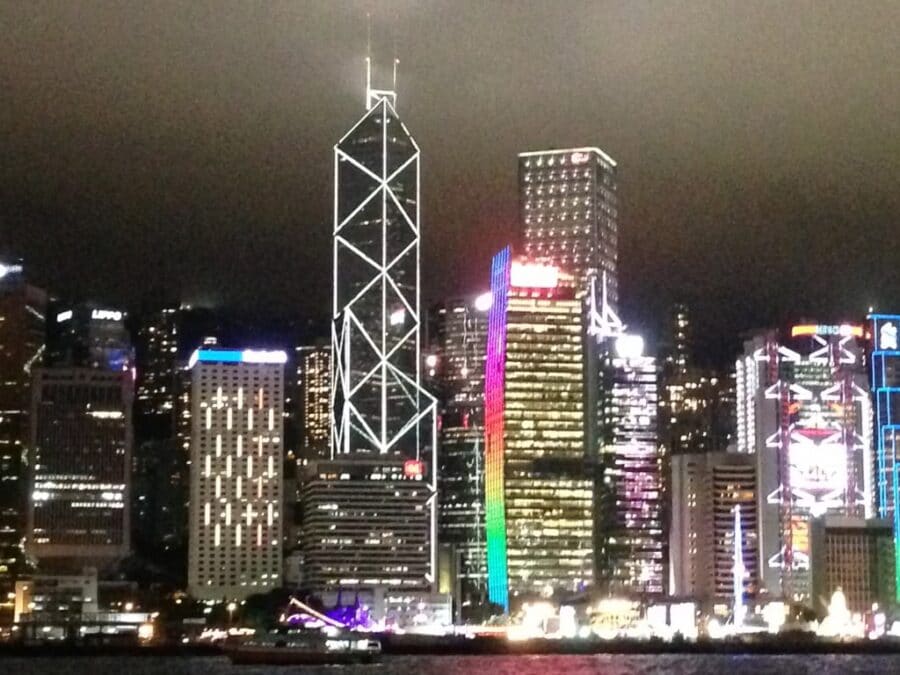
870 314 900 601
484 246 511 612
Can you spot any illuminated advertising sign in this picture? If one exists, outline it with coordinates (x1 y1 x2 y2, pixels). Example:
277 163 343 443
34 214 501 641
790 324 863 338
509 261 558 289
56 310 73 323
91 309 123 322
789 435 847 510
403 459 424 478
188 348 288 368
570 151 590 165
791 516 810 567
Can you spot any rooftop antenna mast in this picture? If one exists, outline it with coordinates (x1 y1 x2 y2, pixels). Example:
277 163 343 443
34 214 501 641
392 10 399 109
364 10 398 111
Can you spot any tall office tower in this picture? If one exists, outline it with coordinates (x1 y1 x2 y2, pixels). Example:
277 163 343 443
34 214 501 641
869 313 900 598
298 456 431 591
484 248 592 611
302 62 437 596
429 294 491 612
186 347 285 601
592 334 667 596
135 306 180 424
27 368 133 571
670 451 758 602
0 260 46 616
661 303 734 457
47 303 132 372
583 278 666 597
667 303 691 376
519 147 618 301
295 344 330 459
132 305 186 572
735 323 873 601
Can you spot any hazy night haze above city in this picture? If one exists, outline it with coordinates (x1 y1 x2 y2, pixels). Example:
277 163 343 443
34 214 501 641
1 0 900 668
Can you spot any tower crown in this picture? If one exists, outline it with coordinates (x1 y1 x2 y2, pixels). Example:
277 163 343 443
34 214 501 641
365 57 398 110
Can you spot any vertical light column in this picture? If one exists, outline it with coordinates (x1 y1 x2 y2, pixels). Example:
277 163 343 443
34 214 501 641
870 314 900 600
484 247 511 611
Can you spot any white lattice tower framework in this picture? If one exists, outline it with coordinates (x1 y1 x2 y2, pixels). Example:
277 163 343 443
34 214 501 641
329 72 438 579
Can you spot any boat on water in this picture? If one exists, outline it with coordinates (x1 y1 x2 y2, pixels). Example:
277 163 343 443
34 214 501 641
225 629 381 665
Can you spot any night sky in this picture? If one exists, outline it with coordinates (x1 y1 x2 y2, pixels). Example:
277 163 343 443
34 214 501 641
2 1 899 365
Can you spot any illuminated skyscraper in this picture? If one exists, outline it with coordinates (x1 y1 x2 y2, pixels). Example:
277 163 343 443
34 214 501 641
132 305 190 575
809 516 895 614
298 456 431 591
27 368 133 570
296 344 330 459
661 303 735 458
592 335 667 596
301 62 437 595
429 294 491 611
584 276 666 596
47 303 132 372
484 248 592 611
0 260 46 614
135 306 180 423
735 323 873 600
519 147 618 301
186 347 285 601
670 451 758 602
869 313 900 598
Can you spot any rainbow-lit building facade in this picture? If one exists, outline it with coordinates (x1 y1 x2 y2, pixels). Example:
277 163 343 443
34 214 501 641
869 314 900 599
484 247 592 611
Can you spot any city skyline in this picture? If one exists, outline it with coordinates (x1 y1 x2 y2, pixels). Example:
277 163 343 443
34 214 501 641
4 3 900 646
3 2 899 367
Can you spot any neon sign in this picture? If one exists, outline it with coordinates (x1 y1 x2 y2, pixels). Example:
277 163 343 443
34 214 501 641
56 310 73 323
91 309 123 322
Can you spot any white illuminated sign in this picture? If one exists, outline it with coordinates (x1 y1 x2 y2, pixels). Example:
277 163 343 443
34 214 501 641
570 151 590 165
241 350 288 364
881 322 898 351
56 310 73 323
510 261 559 289
91 309 123 322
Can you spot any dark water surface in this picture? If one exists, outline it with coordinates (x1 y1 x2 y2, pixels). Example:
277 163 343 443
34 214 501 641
1 654 899 675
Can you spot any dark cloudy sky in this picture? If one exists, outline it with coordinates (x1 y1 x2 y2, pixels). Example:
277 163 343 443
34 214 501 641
2 1 899 363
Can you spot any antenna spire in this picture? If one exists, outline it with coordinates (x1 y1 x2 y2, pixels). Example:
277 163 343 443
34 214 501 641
363 10 398 111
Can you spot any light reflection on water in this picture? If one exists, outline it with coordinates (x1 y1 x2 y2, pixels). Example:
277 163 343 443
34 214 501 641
1 654 898 675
